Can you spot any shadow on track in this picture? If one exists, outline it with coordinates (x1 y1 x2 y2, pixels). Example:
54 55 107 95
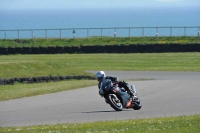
82 110 132 113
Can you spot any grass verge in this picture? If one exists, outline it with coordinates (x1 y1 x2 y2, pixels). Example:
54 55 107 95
0 80 97 101
0 114 199 133
0 53 200 79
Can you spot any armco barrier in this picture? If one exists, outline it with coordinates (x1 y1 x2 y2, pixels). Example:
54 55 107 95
0 44 200 55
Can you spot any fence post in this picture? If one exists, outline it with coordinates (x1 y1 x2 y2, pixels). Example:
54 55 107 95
156 27 158 38
184 27 186 37
142 27 144 37
32 29 33 39
72 29 76 39
101 28 102 39
45 29 47 39
129 28 130 38
60 29 62 39
114 28 116 39
18 30 20 40
17 30 19 40
87 28 89 39
198 27 200 39
170 27 172 37
4 30 6 40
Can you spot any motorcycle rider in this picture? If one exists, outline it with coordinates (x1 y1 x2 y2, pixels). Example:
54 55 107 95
96 71 135 100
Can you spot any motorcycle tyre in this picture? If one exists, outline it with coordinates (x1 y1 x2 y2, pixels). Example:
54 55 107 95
107 94 123 111
132 98 142 110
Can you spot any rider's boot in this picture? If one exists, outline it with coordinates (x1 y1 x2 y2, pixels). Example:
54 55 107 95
129 92 135 100
125 86 136 108
122 81 134 98
126 85 135 100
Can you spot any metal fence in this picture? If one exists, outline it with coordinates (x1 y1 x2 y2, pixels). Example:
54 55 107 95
0 26 200 39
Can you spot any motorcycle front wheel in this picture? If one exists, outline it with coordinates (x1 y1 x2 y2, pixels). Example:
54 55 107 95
107 94 123 111
132 97 142 110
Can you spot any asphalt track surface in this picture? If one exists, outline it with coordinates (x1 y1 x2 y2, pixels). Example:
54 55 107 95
0 71 200 127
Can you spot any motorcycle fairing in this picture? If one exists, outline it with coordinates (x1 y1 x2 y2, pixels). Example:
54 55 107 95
114 87 131 108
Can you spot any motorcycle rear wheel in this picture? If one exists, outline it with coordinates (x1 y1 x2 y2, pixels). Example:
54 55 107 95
107 94 123 111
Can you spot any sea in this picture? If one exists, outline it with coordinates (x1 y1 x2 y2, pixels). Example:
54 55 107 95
0 7 200 39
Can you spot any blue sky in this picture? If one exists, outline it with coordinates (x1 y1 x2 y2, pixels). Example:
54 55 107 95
0 0 200 10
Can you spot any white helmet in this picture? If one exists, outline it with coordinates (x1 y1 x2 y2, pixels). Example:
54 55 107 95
96 71 106 82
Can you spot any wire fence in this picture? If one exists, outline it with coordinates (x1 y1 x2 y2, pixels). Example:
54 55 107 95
0 26 200 39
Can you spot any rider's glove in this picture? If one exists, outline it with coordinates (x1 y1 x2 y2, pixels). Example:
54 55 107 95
99 89 104 97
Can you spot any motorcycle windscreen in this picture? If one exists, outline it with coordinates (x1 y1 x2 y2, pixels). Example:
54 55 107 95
131 85 137 93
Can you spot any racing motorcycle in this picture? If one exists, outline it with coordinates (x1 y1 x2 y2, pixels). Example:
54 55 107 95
100 79 142 111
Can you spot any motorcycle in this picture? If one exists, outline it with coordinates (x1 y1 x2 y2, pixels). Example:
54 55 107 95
100 79 142 111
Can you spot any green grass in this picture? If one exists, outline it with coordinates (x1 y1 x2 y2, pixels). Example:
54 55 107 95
0 53 200 79
0 80 97 101
0 114 199 133
0 36 199 47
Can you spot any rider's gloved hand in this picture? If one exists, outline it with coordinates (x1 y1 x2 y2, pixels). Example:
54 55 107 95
99 89 104 97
